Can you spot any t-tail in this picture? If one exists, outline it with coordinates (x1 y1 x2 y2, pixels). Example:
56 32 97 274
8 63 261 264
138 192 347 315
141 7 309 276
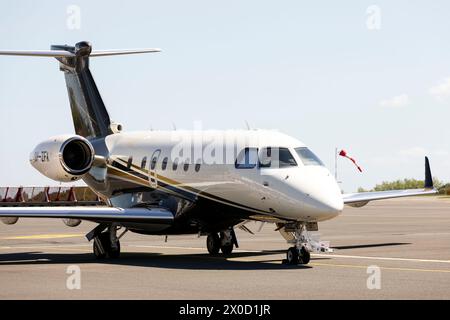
0 41 160 139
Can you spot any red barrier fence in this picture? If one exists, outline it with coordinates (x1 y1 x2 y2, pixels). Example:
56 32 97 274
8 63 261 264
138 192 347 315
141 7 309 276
0 186 106 206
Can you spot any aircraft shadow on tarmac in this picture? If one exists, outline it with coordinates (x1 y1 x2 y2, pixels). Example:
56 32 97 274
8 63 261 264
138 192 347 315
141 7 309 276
0 242 410 270
0 249 319 270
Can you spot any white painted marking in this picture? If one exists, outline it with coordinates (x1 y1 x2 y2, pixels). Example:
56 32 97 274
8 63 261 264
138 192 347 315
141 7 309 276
0 259 50 263
313 253 450 264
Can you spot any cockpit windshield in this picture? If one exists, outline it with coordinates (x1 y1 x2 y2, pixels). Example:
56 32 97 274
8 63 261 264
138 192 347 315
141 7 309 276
295 147 324 166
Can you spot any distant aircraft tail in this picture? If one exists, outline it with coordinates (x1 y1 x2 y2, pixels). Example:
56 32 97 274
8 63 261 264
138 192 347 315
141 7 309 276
0 41 160 139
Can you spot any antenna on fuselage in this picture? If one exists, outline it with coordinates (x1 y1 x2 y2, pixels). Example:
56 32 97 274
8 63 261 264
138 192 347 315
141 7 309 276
244 120 251 130
172 122 177 131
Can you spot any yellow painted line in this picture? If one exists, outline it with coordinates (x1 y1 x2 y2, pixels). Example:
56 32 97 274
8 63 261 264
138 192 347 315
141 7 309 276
310 262 450 274
1 233 84 240
0 244 90 250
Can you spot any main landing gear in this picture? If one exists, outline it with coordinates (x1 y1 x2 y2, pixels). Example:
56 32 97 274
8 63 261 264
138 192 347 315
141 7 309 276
206 228 238 256
89 224 128 259
93 232 120 259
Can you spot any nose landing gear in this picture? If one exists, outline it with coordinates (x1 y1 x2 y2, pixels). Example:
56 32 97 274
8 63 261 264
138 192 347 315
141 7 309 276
286 245 310 265
280 222 329 265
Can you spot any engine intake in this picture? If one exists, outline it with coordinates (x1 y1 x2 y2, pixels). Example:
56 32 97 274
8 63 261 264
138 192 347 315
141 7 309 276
61 138 94 175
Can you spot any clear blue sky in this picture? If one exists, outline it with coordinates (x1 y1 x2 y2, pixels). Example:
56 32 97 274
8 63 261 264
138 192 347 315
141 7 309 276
1 1 450 192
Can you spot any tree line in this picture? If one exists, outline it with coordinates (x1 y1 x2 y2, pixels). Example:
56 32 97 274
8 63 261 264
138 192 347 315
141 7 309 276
358 177 446 193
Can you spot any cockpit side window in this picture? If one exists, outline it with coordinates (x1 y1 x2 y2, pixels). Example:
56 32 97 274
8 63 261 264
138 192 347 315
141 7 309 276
278 148 298 167
295 147 324 166
235 147 258 169
259 147 297 168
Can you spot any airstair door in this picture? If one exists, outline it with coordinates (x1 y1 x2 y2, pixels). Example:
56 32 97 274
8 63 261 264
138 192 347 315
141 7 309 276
149 149 161 189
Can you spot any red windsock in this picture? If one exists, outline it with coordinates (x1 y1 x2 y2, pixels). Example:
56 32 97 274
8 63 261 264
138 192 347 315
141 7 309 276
339 149 363 172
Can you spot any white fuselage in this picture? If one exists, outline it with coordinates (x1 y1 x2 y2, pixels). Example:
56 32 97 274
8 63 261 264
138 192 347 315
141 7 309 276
103 129 344 222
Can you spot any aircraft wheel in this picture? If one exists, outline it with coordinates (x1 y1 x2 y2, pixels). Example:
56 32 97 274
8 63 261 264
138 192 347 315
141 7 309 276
207 233 220 255
108 239 121 259
286 247 299 265
299 246 310 264
221 243 234 255
300 247 311 264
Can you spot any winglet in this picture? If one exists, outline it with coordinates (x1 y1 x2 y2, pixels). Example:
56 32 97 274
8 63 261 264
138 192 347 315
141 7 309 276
424 156 433 189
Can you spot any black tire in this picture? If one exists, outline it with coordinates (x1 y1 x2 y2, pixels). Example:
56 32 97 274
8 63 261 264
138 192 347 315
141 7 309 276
108 239 121 259
206 233 220 255
286 247 299 265
221 244 234 255
299 246 310 264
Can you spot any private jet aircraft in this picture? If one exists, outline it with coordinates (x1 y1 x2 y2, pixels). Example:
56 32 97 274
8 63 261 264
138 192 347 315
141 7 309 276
0 41 437 265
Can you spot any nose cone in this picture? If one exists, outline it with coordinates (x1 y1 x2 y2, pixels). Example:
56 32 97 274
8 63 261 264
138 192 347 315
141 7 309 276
300 168 344 219
313 188 344 214
264 166 344 221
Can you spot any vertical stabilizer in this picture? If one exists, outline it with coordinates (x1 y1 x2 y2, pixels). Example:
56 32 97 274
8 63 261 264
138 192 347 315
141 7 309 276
52 41 112 139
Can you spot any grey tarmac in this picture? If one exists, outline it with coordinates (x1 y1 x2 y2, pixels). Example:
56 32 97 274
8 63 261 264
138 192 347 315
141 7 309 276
0 197 449 299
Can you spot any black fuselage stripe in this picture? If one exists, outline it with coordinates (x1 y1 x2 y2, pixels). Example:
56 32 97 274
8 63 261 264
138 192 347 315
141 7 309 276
109 158 271 214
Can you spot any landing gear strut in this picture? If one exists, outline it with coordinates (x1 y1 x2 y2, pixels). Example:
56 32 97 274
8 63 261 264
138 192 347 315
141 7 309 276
282 222 311 265
93 232 120 259
206 228 238 256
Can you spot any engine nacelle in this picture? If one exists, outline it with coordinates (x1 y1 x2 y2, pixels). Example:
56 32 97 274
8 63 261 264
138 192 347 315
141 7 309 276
1 217 19 225
30 134 95 182
62 218 82 227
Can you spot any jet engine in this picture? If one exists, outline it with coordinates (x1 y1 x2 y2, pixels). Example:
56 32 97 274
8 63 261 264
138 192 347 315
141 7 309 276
1 217 19 225
62 218 82 227
30 135 95 182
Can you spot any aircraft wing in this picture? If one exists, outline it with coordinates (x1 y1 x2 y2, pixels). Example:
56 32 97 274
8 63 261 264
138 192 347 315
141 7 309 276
0 206 174 225
0 186 173 226
342 157 438 207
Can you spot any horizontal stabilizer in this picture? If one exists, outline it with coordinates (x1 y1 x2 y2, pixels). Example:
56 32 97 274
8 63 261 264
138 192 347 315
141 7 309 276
90 48 161 57
0 50 75 57
0 48 161 58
